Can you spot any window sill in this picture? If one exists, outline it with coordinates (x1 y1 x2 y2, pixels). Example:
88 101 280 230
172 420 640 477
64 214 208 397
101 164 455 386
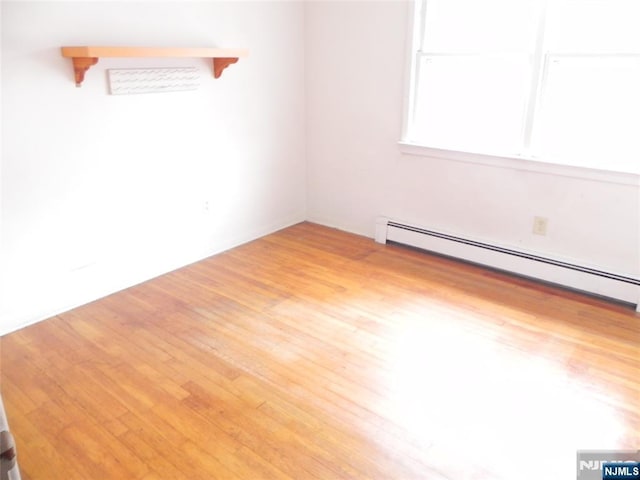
398 141 640 186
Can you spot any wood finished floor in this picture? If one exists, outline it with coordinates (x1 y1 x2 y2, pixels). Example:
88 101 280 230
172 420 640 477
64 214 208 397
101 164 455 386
1 222 638 479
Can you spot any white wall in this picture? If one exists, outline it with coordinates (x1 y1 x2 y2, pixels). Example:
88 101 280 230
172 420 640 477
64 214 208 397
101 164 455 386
0 1 306 334
306 1 639 281
2 1 638 334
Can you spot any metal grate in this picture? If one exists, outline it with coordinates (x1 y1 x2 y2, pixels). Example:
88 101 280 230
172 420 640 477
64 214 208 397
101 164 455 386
107 67 200 95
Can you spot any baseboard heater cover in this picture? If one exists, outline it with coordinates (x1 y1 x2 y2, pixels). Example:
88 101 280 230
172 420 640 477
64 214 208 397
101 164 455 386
375 217 640 311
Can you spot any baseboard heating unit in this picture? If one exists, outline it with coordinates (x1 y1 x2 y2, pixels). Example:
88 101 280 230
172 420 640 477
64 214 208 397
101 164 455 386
375 217 640 312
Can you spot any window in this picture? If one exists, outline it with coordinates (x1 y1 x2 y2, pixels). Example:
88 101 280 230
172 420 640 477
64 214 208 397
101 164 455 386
404 0 640 174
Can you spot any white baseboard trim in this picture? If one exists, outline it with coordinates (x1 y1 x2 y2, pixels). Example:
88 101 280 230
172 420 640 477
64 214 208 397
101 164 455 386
376 216 640 310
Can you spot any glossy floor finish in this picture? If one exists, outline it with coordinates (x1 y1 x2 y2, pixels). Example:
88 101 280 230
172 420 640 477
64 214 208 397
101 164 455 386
1 222 638 479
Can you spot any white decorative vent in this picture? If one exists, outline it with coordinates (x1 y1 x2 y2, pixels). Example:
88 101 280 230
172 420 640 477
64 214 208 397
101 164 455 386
107 67 200 95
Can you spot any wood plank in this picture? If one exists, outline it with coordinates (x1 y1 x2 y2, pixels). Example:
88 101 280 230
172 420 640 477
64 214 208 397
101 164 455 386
1 222 638 479
61 46 248 59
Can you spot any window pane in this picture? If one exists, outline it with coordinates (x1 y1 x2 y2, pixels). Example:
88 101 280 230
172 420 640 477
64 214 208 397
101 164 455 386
410 55 530 154
422 0 540 53
546 0 640 53
532 56 640 173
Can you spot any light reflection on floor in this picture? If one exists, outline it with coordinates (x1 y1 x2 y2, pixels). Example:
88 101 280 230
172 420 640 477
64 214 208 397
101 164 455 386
384 308 627 479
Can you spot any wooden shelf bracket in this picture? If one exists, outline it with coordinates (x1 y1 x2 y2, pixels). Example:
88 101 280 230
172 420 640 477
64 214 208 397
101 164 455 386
71 57 99 87
213 57 239 79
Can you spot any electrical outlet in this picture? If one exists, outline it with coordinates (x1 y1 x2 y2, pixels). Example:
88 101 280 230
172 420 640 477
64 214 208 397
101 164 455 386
532 216 548 236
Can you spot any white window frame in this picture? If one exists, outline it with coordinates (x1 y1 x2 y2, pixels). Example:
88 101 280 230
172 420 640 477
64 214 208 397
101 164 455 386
399 0 640 186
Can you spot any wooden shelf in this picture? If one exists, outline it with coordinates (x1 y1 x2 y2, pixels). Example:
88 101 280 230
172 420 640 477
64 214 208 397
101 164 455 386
61 46 248 87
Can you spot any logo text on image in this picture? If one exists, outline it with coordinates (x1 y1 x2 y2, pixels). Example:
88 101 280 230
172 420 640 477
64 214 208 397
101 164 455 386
577 451 640 480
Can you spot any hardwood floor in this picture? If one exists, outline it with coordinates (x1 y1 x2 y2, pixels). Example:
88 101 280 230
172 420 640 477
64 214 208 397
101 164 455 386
1 222 638 479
